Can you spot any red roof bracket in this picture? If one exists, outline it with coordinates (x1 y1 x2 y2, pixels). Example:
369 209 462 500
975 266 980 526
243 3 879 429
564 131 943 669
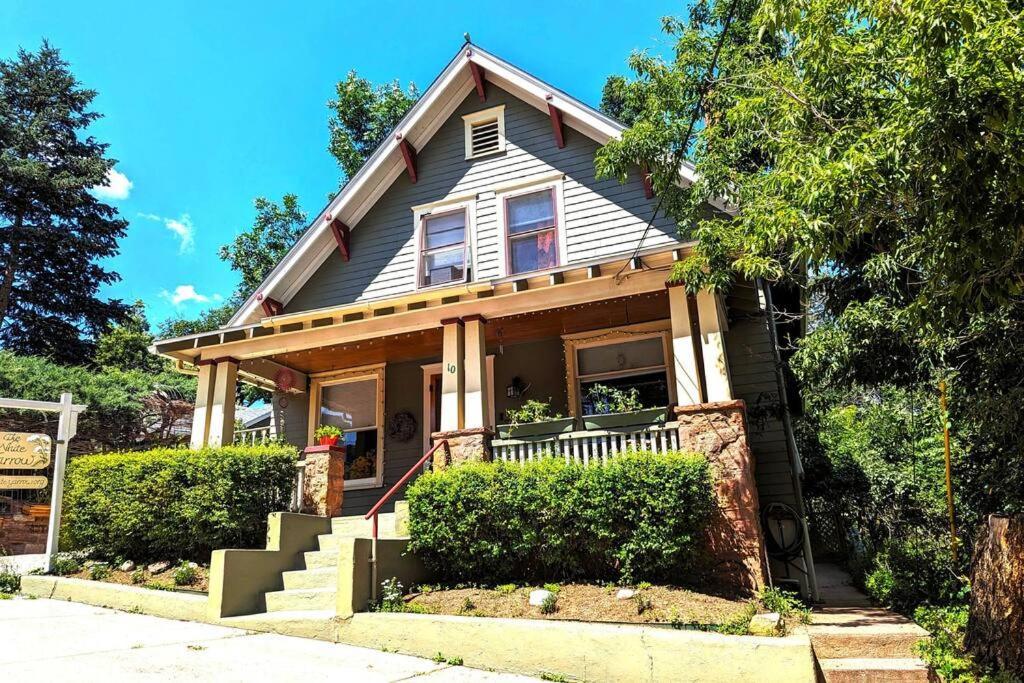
546 96 565 149
397 135 418 183
327 216 351 261
469 61 486 102
641 164 654 199
257 293 284 317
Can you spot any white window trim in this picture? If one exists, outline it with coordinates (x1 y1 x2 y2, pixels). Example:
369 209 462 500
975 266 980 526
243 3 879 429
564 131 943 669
463 105 506 160
495 174 567 278
307 364 386 490
413 197 477 291
420 357 496 454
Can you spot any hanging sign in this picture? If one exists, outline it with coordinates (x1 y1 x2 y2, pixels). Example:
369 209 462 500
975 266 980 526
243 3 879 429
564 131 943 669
0 432 52 469
0 475 48 490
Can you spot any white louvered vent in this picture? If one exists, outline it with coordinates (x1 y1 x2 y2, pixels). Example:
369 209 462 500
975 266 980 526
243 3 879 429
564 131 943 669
463 105 506 159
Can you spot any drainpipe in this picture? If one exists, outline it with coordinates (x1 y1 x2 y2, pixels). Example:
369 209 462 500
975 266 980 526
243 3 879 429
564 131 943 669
757 278 820 603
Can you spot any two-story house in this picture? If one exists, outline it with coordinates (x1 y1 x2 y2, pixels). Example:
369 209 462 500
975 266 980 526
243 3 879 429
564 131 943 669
152 43 817 597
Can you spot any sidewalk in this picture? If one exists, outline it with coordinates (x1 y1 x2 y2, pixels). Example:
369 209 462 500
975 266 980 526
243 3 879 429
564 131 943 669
0 597 538 682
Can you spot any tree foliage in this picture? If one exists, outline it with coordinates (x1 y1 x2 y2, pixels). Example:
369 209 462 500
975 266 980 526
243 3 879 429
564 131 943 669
0 42 129 363
218 194 307 301
327 71 418 184
95 300 164 374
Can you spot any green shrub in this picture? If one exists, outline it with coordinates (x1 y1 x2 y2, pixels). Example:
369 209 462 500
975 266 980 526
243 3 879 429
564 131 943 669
173 562 198 586
540 592 558 614
0 569 19 594
88 563 111 581
407 451 714 585
62 444 298 563
50 554 81 576
914 605 1015 683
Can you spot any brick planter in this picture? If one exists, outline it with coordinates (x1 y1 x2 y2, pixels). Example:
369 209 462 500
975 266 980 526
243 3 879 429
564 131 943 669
301 445 345 517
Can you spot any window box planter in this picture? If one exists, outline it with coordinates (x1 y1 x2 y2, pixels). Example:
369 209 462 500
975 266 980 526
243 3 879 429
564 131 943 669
581 407 667 431
497 417 576 439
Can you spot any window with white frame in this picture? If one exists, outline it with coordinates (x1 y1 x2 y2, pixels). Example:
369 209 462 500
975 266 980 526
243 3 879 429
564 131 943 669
574 335 671 416
314 370 383 488
463 105 506 159
504 188 560 275
419 208 468 287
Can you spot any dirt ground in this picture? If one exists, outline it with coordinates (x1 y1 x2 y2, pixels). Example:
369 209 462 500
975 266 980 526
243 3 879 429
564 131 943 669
69 563 209 593
406 583 753 627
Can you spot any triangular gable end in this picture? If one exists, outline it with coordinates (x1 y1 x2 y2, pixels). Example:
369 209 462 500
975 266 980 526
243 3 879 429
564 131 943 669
228 43 701 327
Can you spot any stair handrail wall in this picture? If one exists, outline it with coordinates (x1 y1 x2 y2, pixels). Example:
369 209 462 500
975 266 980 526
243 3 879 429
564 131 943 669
363 439 449 603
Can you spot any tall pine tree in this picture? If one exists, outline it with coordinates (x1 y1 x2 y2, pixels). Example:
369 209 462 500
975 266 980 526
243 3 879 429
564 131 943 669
0 41 128 363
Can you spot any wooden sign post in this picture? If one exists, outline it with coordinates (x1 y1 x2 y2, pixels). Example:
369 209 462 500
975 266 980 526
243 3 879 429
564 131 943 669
0 392 85 572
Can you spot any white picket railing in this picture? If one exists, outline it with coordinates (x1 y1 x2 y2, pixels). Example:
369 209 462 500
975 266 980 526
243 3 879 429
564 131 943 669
234 426 274 446
493 424 680 465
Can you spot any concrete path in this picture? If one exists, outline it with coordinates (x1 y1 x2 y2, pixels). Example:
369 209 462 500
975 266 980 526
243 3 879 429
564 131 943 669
0 597 539 682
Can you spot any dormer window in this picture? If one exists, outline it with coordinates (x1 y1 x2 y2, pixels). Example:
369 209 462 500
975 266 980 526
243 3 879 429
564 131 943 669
463 105 506 159
419 208 468 287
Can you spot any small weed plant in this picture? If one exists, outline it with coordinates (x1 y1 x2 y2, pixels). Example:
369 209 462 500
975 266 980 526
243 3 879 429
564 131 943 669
540 592 558 614
376 577 405 612
172 562 198 586
88 563 111 581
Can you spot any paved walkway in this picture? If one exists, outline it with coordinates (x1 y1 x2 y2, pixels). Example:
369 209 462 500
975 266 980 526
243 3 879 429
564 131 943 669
0 597 538 682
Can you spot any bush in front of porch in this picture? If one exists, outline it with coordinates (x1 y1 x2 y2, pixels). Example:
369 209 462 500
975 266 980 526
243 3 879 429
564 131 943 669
62 444 298 564
406 451 714 585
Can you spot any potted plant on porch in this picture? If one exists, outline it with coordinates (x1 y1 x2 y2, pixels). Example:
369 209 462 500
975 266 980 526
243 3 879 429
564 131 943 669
582 384 667 430
313 424 344 447
497 399 576 439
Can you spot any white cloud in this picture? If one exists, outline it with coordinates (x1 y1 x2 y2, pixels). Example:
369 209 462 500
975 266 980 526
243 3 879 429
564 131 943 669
138 212 195 253
92 168 133 200
160 284 215 307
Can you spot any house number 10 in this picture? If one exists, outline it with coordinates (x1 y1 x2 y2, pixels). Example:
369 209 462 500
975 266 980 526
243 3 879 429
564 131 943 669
447 363 457 374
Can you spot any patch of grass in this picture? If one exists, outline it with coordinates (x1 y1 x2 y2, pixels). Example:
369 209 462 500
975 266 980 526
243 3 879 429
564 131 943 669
495 583 518 595
142 581 174 591
540 674 569 682
187 644 206 651
0 592 12 600
416 583 438 594
432 652 463 666
404 603 434 615
542 582 561 594
635 581 652 590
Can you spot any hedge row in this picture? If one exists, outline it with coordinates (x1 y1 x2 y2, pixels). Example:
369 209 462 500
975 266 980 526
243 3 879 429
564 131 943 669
62 444 298 563
406 451 715 585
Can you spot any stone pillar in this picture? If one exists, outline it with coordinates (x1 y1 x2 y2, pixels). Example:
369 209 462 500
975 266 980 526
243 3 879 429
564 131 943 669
440 318 465 432
430 428 493 470
667 284 703 405
207 358 239 448
695 291 733 402
675 400 767 595
190 361 217 449
301 445 345 517
463 315 490 430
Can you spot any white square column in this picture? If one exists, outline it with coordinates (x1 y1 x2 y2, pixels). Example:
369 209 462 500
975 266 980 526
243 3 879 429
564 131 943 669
439 318 465 432
207 358 239 448
668 285 704 405
463 315 490 429
190 361 216 449
695 291 733 402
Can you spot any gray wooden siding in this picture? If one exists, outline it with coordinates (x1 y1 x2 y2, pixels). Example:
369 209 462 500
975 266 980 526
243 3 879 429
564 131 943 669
723 282 799 507
287 85 682 313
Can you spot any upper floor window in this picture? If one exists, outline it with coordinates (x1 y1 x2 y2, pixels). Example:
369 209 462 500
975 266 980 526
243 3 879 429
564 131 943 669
505 188 559 275
463 105 506 159
419 208 467 287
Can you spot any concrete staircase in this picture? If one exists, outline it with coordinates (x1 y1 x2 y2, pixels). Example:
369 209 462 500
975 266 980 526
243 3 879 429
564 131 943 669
261 511 405 615
811 563 934 682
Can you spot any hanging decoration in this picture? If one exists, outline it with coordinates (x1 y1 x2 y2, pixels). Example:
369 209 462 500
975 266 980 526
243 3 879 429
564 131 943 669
388 410 417 443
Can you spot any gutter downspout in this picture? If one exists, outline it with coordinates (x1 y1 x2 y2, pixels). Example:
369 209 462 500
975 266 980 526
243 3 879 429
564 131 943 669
758 278 820 603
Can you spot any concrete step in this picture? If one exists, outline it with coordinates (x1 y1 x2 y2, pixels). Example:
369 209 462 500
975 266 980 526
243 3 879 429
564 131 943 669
331 513 397 536
810 609 929 659
264 587 336 612
819 658 932 682
303 549 339 570
282 566 336 590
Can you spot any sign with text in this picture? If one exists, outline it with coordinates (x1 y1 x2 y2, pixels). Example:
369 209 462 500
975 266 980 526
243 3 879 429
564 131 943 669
0 432 52 469
0 475 48 490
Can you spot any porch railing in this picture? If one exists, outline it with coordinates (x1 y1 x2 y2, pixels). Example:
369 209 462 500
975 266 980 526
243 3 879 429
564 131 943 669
492 423 680 465
234 426 273 446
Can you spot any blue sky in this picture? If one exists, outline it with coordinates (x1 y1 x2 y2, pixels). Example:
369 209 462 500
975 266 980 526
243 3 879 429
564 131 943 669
1 1 681 329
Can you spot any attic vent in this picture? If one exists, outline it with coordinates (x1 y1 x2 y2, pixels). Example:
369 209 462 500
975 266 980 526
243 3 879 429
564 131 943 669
463 105 506 160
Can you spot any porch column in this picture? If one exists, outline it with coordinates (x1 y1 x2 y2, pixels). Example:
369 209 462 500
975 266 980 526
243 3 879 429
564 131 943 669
695 291 733 402
439 318 465 431
667 284 703 405
207 358 238 448
190 361 216 449
463 315 490 429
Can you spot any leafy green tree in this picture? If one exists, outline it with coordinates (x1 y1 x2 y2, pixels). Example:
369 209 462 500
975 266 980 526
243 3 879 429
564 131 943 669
218 194 307 300
328 71 418 184
157 302 236 339
95 300 164 373
0 42 129 363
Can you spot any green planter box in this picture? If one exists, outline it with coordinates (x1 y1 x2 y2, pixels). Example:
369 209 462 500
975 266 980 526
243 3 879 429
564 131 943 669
581 407 667 431
497 417 576 439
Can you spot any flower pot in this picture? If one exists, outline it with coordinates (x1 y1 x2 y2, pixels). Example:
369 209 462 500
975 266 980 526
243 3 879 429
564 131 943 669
318 435 341 447
497 417 576 439
582 407 667 431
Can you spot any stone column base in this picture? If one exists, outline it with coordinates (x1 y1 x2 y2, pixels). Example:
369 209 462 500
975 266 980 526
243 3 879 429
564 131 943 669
301 445 345 517
430 428 494 470
674 400 768 595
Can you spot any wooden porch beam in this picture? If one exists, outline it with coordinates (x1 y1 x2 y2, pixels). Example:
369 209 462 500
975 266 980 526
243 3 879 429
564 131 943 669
327 216 351 261
258 294 283 317
546 96 565 149
469 62 486 102
397 135 418 183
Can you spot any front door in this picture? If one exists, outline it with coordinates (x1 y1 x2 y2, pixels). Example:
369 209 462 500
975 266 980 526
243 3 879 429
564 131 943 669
421 358 496 454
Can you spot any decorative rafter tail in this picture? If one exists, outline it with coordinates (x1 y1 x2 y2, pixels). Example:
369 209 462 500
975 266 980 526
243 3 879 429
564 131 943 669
327 217 351 261
547 100 565 149
397 136 418 183
469 61 486 102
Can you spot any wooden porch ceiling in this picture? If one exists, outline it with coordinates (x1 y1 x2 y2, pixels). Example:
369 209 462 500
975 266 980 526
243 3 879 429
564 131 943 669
269 290 669 375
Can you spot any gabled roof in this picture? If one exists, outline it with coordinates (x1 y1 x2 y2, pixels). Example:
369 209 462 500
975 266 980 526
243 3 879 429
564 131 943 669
228 42 700 327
